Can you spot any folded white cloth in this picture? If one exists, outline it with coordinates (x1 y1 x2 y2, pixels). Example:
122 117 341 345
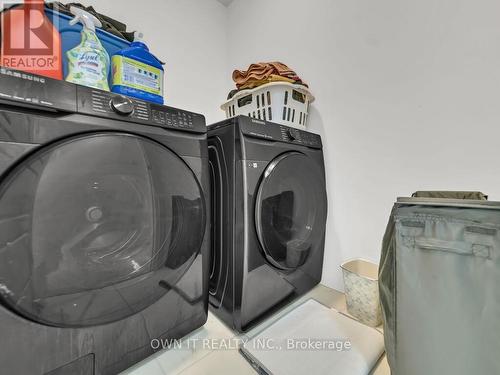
240 299 385 375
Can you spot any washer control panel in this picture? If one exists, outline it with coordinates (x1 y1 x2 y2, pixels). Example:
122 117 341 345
0 68 206 133
239 117 322 149
77 87 205 133
151 107 195 129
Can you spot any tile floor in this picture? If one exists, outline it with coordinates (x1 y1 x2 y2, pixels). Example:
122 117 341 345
120 285 390 375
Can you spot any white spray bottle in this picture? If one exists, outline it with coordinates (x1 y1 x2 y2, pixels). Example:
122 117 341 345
65 6 110 91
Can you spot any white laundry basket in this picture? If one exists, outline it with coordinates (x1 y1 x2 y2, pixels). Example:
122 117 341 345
341 259 382 327
221 82 315 130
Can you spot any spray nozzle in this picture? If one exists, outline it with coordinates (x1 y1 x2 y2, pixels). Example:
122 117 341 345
69 6 102 32
134 32 145 42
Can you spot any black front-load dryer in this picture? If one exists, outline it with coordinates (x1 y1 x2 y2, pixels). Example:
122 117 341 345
0 68 210 374
208 116 327 332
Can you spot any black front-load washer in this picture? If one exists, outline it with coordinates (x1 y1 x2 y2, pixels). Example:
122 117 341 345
0 68 210 374
208 116 327 332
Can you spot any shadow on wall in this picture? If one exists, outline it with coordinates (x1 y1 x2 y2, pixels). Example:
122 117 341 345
308 106 345 290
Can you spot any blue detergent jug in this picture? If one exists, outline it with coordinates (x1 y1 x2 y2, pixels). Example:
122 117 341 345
111 33 164 104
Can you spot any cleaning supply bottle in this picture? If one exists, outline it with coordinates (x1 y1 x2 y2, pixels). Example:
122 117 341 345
65 6 110 91
111 32 164 104
0 0 63 79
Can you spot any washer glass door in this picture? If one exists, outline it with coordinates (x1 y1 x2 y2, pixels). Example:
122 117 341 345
255 152 327 270
0 133 205 327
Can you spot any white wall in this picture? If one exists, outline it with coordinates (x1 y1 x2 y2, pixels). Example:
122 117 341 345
57 0 500 291
64 0 229 124
227 0 500 290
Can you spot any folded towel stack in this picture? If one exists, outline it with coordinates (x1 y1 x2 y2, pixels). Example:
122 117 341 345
228 62 308 99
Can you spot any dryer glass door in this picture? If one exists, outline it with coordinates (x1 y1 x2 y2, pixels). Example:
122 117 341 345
0 133 206 327
255 152 327 270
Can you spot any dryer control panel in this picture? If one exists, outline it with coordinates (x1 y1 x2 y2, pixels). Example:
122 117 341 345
238 116 322 149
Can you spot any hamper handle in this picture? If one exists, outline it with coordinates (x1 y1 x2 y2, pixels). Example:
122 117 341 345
415 238 491 259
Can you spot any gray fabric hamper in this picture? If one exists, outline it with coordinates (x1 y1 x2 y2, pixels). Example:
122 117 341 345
379 194 500 375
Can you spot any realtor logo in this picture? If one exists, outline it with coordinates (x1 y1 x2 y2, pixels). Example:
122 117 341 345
1 1 60 74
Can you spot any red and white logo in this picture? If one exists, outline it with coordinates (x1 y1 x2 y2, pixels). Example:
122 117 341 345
1 1 61 77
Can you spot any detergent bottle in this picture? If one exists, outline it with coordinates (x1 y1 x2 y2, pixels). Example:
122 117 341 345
65 6 110 91
0 0 63 79
111 32 164 104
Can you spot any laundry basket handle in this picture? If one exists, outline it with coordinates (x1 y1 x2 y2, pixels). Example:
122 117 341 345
414 238 491 259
